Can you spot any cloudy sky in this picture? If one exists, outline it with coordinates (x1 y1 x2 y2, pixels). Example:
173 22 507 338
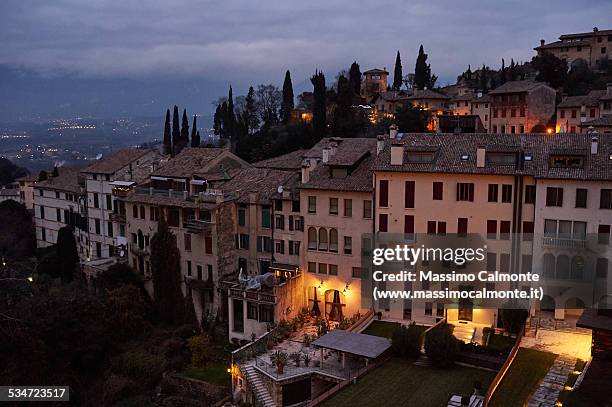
1 0 611 116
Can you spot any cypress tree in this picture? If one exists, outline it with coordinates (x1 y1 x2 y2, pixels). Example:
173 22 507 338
331 74 354 137
190 115 199 147
280 70 294 124
310 70 327 141
52 166 59 177
245 86 259 134
172 105 180 155
180 109 189 148
150 218 185 325
349 61 362 97
500 59 507 85
226 86 235 143
480 64 489 93
414 45 437 90
163 108 172 155
393 51 403 90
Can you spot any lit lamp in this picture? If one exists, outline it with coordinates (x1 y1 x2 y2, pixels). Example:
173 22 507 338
342 283 350 295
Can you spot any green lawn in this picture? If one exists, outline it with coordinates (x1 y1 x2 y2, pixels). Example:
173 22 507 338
180 361 231 387
320 358 495 407
488 348 557 407
361 321 401 338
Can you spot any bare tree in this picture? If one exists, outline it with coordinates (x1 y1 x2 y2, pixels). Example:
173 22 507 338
255 84 281 127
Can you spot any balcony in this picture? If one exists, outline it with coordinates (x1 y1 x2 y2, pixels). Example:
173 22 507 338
183 218 214 233
112 188 130 198
541 236 586 249
229 288 276 304
109 212 126 223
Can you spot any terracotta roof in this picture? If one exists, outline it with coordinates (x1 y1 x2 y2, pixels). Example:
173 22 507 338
82 149 154 174
451 94 474 102
374 91 412 102
535 39 592 50
559 29 612 39
373 133 612 181
221 167 300 203
472 94 492 103
253 149 308 170
489 80 551 95
558 90 606 108
152 148 245 179
580 116 612 127
364 68 388 74
0 189 18 197
408 89 450 100
35 166 83 193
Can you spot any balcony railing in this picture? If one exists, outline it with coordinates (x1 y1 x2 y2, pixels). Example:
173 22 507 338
229 288 276 304
183 218 214 233
541 236 586 249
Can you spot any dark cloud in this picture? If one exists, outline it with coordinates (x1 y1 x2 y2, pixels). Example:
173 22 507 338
2 0 611 89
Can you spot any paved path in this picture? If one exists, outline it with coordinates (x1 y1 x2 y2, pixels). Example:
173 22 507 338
527 354 576 407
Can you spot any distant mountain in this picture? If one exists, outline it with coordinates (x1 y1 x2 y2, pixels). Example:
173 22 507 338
0 65 227 122
0 157 29 186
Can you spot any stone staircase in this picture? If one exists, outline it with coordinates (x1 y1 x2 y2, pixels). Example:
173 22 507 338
242 365 276 407
453 324 475 344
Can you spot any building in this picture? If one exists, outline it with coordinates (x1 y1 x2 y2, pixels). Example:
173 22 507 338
0 184 20 205
557 90 606 133
361 68 389 103
371 90 411 121
449 93 474 116
33 167 87 250
81 149 162 260
299 137 376 323
16 174 37 210
581 116 612 133
489 80 556 134
535 27 612 68
471 94 492 132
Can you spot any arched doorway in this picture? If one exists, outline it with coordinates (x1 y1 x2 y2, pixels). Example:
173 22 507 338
307 286 321 316
541 295 556 312
543 253 555 278
564 297 585 316
325 289 345 322
556 255 570 280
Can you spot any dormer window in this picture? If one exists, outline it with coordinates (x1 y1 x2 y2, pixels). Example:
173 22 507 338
549 155 584 168
406 151 435 163
486 152 517 165
461 154 469 161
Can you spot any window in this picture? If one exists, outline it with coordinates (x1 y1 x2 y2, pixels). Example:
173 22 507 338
308 262 316 273
344 236 352 255
308 196 317 213
525 185 536 204
274 199 283 211
405 181 415 208
238 234 249 249
487 220 497 239
41 228 46 242
329 229 338 252
598 225 610 245
139 205 145 219
456 183 474 201
259 304 274 323
275 214 285 230
186 261 192 276
575 188 588 208
292 200 300 212
329 264 338 276
256 236 272 253
106 194 112 210
520 107 525 117
95 219 101 234
572 109 577 118
600 189 612 209
184 233 191 251
379 180 389 207
500 254 510 273
546 187 563 207
96 242 102 258
56 208 61 222
107 221 113 237
238 205 246 226
437 222 446 235
205 235 213 254
560 109 565 119
363 200 372 218
93 193 99 208
596 258 608 279
308 227 317 250
379 214 388 232
318 263 328 275
500 221 511 240
261 206 271 228
344 199 352 217
433 182 443 200
275 240 284 254
405 215 415 238
522 221 534 241
318 228 329 251
352 267 365 278
425 302 432 316
488 184 498 202
289 240 300 255
39 189 43 197
487 253 496 271
427 221 436 235
458 218 468 236
550 155 584 168
329 198 338 215
501 185 512 203
247 302 258 320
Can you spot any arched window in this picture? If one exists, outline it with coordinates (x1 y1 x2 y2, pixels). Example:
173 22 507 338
308 227 317 250
543 253 555 278
132 204 138 218
140 205 145 219
318 228 328 251
137 229 144 249
329 229 338 252
571 256 584 280
556 255 570 280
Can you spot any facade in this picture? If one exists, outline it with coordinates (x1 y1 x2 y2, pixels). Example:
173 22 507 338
471 94 492 132
489 80 556 134
81 149 162 260
16 175 37 210
535 27 612 68
450 93 473 116
361 68 389 103
371 90 411 121
557 91 604 133
0 184 20 205
32 167 87 250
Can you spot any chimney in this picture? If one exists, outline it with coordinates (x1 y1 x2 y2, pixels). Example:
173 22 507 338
591 136 598 155
322 147 330 163
476 147 486 168
377 135 385 155
390 143 403 165
389 124 399 139
328 142 338 159
540 39 545 47
301 162 311 184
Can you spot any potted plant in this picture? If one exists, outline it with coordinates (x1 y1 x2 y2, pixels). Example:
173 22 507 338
271 350 288 374
303 353 311 367
291 352 302 367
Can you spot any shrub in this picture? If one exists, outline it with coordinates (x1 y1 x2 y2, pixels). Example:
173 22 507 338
187 334 214 367
391 323 422 358
424 323 460 367
111 350 165 387
500 306 528 334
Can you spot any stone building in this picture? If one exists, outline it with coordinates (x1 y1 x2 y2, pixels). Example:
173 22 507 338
535 27 612 68
360 68 389 103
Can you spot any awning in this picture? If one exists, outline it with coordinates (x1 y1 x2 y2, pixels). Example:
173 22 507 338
109 181 135 187
312 329 391 359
